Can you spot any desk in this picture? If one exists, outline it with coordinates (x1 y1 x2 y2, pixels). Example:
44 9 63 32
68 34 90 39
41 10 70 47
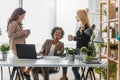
0 56 107 80
4 56 107 67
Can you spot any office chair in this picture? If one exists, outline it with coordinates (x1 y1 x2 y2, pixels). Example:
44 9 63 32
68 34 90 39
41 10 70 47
38 67 60 74
38 67 60 79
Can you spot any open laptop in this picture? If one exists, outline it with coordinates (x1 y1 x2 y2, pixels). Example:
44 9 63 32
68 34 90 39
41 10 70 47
16 44 43 59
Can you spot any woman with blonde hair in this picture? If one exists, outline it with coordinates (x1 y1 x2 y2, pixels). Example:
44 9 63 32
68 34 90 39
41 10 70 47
32 27 65 80
60 9 91 80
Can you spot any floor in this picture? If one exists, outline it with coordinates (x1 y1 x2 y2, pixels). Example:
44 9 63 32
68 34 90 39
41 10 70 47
0 67 102 80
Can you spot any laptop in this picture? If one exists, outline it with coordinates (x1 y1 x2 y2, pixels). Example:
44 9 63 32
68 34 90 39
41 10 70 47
16 44 43 59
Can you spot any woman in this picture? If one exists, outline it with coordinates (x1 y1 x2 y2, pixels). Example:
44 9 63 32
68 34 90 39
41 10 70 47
60 9 90 80
7 7 30 56
31 27 64 80
7 7 30 79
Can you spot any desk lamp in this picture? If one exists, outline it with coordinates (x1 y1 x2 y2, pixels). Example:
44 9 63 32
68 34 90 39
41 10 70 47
93 30 104 43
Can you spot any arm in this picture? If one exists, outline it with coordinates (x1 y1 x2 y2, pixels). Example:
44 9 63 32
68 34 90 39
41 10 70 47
38 40 48 56
55 42 64 56
8 21 26 39
74 27 90 42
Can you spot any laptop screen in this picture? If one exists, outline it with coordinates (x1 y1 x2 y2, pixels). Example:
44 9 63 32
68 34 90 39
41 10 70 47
16 44 37 59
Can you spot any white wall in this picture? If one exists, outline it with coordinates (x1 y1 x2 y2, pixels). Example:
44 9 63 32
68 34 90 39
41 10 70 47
0 0 19 44
0 0 91 48
56 0 88 47
23 0 54 44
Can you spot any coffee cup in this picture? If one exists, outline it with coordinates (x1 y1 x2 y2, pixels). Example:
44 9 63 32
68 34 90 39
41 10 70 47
68 35 72 41
26 29 30 35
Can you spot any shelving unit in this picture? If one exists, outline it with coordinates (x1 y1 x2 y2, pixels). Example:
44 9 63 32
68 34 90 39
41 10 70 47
99 0 119 80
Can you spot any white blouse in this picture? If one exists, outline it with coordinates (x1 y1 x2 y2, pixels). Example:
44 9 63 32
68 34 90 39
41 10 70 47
48 44 55 56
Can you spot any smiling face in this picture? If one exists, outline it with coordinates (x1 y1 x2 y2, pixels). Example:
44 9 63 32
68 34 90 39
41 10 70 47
53 29 62 41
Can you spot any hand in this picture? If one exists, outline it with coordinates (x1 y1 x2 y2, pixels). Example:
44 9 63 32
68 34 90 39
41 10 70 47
22 30 27 35
26 29 31 35
55 43 60 51
22 29 30 37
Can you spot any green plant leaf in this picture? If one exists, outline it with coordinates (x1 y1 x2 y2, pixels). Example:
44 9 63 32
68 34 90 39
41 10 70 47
0 44 10 54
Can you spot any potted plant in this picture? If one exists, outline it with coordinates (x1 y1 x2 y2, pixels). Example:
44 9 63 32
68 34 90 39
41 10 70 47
94 63 117 80
102 26 115 38
80 47 88 54
110 42 118 60
88 41 96 57
114 7 118 12
114 6 118 18
100 43 107 54
0 43 10 60
110 42 118 50
65 47 76 62
80 47 88 61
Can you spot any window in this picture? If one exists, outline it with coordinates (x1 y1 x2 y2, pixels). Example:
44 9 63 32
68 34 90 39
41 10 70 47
0 0 89 48
56 0 88 47
23 0 54 44
24 0 88 48
0 0 19 44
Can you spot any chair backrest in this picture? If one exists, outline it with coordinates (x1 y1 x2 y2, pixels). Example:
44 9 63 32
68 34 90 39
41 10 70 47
38 67 60 74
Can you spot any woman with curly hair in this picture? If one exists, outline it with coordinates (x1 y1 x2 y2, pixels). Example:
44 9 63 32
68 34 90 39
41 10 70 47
31 26 65 80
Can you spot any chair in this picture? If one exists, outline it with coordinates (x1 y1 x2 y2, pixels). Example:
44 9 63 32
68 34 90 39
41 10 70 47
38 67 60 79
38 67 60 74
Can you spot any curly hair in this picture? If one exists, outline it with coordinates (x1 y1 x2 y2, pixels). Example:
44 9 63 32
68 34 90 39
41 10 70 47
51 26 64 39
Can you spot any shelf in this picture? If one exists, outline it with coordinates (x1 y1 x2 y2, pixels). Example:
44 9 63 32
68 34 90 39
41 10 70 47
108 18 118 22
100 2 107 4
102 37 116 39
100 18 118 23
101 54 118 63
101 54 108 58
100 0 120 79
108 57 118 63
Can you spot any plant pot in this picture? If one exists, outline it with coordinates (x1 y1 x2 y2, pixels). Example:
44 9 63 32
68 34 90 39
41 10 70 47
68 54 75 62
2 53 7 61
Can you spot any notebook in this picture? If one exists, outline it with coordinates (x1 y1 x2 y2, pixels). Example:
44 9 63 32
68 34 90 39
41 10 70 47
16 44 43 59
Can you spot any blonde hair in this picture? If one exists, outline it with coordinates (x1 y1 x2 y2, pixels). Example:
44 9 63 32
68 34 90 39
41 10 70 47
76 9 90 27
